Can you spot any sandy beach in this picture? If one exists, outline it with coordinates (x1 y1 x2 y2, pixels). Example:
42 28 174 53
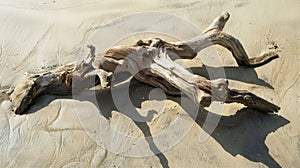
0 0 299 167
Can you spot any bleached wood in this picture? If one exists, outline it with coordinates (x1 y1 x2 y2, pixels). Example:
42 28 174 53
9 12 280 115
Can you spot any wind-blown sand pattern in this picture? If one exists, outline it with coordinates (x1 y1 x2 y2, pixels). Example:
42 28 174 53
0 0 299 167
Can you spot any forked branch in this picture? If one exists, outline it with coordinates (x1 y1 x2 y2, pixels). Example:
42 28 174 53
9 12 280 115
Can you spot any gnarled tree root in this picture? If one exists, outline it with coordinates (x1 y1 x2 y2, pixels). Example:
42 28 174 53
9 12 280 115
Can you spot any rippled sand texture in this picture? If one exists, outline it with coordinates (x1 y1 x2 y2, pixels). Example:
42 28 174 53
0 0 299 167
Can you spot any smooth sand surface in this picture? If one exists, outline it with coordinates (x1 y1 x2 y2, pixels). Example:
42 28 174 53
0 0 299 167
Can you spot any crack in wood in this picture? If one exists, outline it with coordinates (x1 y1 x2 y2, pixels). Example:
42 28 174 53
9 12 280 115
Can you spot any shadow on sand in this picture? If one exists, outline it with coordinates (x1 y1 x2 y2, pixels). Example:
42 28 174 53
23 77 289 168
191 65 274 89
127 79 289 168
194 107 289 168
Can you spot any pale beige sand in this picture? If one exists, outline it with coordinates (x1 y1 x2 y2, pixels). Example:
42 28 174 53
0 0 299 167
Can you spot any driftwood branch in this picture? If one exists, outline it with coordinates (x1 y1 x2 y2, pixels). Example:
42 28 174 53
9 12 280 115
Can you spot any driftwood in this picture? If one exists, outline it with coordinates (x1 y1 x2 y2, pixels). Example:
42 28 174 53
9 12 280 115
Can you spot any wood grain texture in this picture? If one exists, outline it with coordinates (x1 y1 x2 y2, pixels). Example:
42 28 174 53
9 12 280 115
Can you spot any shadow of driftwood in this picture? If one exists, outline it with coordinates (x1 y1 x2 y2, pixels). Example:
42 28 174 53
91 79 288 168
22 78 288 168
194 107 289 168
77 80 170 168
128 79 289 167
108 79 289 168
23 81 170 168
133 121 170 168
190 65 274 88
24 94 72 114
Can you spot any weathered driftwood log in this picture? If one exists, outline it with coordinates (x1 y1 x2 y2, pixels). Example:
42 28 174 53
9 12 280 115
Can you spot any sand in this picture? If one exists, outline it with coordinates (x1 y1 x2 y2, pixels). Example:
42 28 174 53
0 0 299 167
